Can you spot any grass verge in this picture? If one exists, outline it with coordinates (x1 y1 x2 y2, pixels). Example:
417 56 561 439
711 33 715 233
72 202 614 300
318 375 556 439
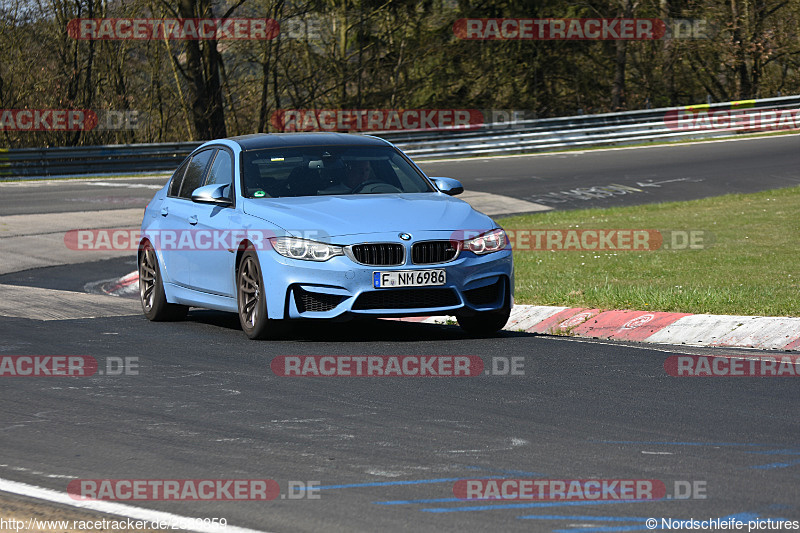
499 185 800 317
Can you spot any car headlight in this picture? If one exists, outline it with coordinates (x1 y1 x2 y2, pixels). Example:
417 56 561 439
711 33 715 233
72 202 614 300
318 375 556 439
464 228 508 255
271 237 344 261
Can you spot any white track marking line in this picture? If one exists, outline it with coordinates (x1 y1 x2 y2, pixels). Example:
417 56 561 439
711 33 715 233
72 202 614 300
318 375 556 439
0 477 271 533
0 176 169 188
529 334 759 355
89 182 163 189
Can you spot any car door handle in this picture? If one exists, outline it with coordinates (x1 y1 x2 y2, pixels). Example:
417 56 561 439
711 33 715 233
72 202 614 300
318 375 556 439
160 207 168 217
188 215 198 226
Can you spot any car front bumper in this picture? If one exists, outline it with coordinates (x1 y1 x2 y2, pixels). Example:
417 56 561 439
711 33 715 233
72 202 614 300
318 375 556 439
258 243 514 321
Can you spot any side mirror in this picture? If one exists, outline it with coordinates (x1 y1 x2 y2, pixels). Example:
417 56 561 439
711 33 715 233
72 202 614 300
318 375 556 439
431 177 464 196
191 184 232 206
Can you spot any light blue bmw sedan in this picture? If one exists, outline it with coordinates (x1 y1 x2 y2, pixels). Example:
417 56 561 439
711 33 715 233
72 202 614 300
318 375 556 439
138 133 513 339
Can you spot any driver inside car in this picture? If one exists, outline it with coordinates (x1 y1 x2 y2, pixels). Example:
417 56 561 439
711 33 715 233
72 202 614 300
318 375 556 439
344 160 372 189
320 159 375 194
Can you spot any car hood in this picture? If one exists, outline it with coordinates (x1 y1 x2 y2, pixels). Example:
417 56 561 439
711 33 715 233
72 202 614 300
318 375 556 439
241 193 496 238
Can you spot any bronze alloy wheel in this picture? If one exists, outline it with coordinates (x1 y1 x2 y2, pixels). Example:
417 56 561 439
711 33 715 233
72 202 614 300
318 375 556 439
139 245 157 312
138 241 188 321
238 254 262 330
236 250 289 340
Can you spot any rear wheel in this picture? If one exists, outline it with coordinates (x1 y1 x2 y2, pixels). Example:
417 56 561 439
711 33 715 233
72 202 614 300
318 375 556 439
237 251 287 340
139 242 188 321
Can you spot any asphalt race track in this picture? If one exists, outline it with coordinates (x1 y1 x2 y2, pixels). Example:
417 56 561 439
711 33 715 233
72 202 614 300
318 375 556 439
0 136 798 532
420 134 800 209
1 134 799 215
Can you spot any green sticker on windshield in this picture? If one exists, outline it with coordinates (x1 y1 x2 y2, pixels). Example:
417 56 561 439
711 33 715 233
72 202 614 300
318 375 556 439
254 190 266 198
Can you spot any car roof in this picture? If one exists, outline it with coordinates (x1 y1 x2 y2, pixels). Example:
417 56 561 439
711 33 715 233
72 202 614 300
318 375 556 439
227 132 390 151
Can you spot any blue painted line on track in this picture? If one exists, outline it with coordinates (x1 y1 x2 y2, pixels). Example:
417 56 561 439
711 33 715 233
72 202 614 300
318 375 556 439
555 524 657 532
420 499 655 513
316 475 507 490
518 514 649 521
374 498 462 505
750 458 800 469
554 525 655 532
747 449 800 455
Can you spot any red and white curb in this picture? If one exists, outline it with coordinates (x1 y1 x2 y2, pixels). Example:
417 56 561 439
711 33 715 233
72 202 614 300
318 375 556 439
102 270 139 297
87 270 140 299
426 306 800 351
105 272 799 350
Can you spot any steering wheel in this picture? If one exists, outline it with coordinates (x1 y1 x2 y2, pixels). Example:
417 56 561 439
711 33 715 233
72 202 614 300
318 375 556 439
351 181 402 194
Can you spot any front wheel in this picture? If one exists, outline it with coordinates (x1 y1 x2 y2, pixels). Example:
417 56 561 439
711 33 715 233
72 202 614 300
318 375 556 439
139 241 188 321
237 251 287 340
456 305 511 337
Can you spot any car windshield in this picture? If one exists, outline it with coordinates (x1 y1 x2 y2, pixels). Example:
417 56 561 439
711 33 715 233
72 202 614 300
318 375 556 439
241 145 434 198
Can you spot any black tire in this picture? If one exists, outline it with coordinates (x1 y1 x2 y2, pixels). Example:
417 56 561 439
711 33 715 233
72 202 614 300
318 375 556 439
457 282 512 337
237 251 287 340
139 241 188 321
456 305 511 337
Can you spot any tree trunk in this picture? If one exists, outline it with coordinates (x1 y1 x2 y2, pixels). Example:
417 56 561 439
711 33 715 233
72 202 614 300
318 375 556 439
730 0 753 99
611 0 634 110
177 0 226 139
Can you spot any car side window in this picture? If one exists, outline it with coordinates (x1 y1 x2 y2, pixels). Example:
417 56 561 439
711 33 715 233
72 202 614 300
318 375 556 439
205 149 233 197
178 149 215 199
168 159 190 197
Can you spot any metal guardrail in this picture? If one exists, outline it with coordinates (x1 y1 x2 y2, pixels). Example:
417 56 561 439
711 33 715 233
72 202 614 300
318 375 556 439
1 95 799 178
0 142 202 178
388 95 800 159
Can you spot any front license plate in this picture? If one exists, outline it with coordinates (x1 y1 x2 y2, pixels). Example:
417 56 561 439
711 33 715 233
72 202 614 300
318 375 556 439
373 269 446 288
